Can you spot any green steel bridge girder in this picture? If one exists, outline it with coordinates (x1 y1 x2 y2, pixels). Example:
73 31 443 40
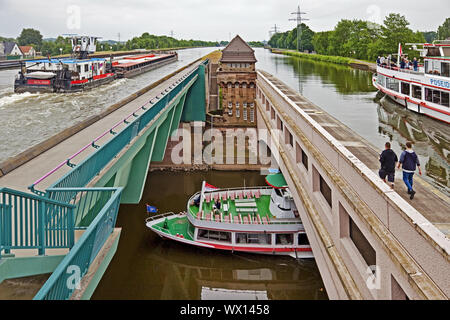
181 64 206 122
93 88 193 204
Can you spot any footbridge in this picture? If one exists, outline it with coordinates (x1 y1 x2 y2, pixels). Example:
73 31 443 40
256 70 449 300
0 59 209 299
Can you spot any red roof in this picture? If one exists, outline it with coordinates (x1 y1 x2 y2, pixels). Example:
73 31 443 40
19 46 34 54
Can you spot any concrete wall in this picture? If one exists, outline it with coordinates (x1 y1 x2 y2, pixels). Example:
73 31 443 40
256 71 449 300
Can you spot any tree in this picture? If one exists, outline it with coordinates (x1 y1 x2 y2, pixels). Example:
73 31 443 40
17 28 43 50
423 31 437 43
437 18 450 40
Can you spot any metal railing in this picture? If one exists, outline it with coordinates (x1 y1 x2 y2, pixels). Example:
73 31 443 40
0 61 207 299
0 187 76 257
28 64 202 194
33 187 122 300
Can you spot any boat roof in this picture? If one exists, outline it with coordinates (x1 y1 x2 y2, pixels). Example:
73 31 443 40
27 57 106 64
265 173 287 189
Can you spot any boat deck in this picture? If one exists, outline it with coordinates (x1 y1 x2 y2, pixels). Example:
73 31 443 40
189 193 276 225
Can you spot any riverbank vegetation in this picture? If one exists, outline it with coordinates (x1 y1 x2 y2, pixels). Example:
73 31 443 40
273 50 352 65
269 14 450 62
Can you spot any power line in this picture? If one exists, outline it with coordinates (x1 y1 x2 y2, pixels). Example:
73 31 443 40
269 24 279 39
289 3 309 52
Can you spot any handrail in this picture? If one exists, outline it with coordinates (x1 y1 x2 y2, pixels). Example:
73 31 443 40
33 187 122 300
28 64 201 192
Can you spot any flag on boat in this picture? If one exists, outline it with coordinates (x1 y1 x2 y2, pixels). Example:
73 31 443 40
204 182 219 192
146 204 158 213
397 43 402 66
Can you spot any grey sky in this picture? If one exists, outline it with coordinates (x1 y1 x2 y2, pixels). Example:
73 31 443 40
0 0 448 41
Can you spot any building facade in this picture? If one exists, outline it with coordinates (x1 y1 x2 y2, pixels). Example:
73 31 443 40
217 35 257 126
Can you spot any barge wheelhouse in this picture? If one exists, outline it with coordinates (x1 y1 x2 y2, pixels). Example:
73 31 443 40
372 41 450 123
145 176 313 259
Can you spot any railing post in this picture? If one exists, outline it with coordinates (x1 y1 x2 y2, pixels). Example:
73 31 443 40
38 201 46 255
68 207 75 249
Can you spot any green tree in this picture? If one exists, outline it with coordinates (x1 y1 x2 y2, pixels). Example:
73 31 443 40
422 31 437 43
17 28 43 50
437 18 450 39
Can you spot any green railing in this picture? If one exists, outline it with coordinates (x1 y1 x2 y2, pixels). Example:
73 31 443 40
33 187 122 300
0 61 208 299
28 65 200 194
0 188 75 257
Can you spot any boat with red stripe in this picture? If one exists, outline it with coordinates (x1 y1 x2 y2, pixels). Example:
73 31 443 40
14 35 177 93
372 40 450 123
145 174 314 259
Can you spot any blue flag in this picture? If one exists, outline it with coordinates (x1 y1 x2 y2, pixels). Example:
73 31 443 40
146 204 158 213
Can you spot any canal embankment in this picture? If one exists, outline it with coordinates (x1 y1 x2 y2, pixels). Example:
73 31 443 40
271 49 377 72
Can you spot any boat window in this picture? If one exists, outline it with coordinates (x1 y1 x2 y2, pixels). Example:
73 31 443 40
433 90 441 105
236 233 272 245
425 88 433 102
386 77 399 92
274 188 283 197
198 229 231 243
412 85 421 99
377 74 385 87
442 92 449 107
84 64 88 72
76 65 81 74
276 233 293 245
401 82 410 96
298 233 310 245
442 62 450 78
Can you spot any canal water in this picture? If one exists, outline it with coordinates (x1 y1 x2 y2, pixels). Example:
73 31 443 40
0 47 448 299
92 170 327 300
254 48 449 194
0 47 216 163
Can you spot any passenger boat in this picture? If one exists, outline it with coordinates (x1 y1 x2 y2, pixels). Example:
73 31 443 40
372 40 450 123
14 36 177 93
145 174 313 259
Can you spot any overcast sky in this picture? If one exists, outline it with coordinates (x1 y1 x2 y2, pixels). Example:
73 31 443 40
0 0 448 41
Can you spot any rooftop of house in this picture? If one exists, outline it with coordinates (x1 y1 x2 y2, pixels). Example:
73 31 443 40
220 35 257 63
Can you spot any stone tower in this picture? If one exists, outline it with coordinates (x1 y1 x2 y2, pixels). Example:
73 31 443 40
217 35 257 126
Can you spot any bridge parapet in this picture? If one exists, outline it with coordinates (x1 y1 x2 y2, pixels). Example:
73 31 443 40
256 70 449 300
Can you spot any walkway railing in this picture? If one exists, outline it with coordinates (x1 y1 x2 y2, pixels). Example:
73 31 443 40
28 62 203 194
0 187 76 257
33 187 122 300
0 60 208 299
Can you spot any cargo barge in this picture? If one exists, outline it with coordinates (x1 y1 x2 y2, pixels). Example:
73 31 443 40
14 36 178 93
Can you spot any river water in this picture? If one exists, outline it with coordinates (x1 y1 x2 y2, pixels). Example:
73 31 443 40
0 47 216 163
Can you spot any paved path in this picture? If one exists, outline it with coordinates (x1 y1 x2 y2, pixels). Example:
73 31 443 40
0 61 201 193
260 70 450 235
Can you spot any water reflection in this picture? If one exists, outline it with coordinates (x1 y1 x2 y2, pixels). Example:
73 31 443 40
92 171 327 300
254 48 449 193
377 96 449 190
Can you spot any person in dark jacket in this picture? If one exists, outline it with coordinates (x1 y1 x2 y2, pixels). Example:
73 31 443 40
413 57 418 71
379 142 398 189
397 141 422 199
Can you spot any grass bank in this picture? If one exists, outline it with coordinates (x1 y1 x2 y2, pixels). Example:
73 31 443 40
272 49 352 65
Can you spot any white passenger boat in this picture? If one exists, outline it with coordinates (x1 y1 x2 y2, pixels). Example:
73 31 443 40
145 174 313 259
372 41 450 123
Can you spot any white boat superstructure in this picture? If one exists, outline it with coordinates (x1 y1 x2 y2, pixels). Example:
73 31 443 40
373 41 450 123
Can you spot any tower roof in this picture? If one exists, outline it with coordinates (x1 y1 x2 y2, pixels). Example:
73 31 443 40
220 35 257 63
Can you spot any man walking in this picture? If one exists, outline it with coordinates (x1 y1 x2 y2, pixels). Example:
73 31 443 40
379 142 398 189
398 142 422 199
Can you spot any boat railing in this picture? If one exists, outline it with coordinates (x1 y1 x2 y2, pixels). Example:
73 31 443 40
377 64 424 75
145 211 178 223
